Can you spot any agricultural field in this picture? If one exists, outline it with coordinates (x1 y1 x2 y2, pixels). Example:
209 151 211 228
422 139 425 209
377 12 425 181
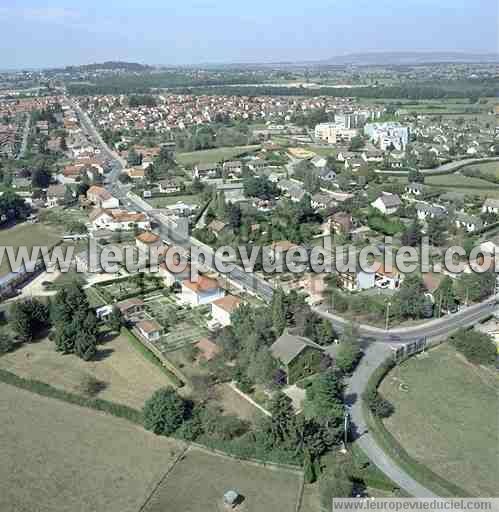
148 193 203 208
379 344 499 497
0 332 174 409
143 446 303 512
0 382 185 512
143 294 209 352
176 144 261 167
0 222 63 276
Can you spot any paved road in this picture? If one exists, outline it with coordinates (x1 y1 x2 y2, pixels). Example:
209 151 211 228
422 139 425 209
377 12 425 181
314 297 497 342
345 342 438 497
16 114 31 160
375 156 499 176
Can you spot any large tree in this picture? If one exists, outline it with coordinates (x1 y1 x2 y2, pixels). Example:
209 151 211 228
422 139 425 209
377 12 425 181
268 391 295 445
143 387 187 436
10 299 50 342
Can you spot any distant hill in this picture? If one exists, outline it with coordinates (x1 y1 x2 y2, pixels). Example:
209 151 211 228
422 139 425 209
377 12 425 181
321 52 499 65
62 61 153 72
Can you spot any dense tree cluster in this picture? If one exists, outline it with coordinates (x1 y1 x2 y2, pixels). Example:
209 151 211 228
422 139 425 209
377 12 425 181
51 281 99 360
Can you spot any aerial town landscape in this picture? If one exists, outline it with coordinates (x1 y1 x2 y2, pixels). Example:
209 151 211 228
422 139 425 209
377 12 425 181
0 2 498 512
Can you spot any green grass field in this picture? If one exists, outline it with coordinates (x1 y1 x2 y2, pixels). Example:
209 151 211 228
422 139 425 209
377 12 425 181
148 193 202 208
466 161 499 179
143 446 303 512
379 344 498 497
0 222 63 276
0 383 184 512
424 173 498 188
176 145 261 167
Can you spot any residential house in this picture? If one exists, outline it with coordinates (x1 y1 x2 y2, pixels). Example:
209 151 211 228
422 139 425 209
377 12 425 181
405 182 424 197
311 192 336 210
223 160 243 176
270 334 323 384
211 295 241 327
414 202 446 221
137 319 162 341
371 193 402 215
136 231 162 253
127 167 146 180
46 184 66 208
455 213 483 233
158 180 181 194
278 179 306 202
374 263 403 290
181 275 225 306
207 219 228 238
159 261 191 287
194 162 219 180
90 209 150 231
115 298 145 319
329 212 353 234
318 168 337 182
338 269 376 291
86 186 119 209
482 198 499 215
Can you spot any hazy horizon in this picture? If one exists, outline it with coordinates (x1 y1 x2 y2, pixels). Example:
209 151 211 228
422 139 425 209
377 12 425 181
1 0 498 69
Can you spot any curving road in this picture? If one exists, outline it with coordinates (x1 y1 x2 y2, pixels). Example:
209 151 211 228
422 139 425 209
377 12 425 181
375 156 499 176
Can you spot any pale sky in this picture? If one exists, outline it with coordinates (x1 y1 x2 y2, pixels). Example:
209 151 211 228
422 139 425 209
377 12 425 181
1 0 498 68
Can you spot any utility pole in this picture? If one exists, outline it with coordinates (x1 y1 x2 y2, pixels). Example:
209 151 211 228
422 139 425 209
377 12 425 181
385 301 391 330
344 408 350 447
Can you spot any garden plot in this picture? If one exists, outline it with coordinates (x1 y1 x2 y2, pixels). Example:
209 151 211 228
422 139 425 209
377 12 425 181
144 295 210 352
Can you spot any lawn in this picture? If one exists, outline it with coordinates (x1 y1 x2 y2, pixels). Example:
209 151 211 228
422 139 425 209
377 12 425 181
0 382 185 512
0 332 175 409
0 222 63 276
143 446 303 512
176 144 261 167
148 193 202 208
379 344 499 497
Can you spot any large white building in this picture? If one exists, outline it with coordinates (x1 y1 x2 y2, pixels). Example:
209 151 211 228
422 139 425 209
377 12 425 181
364 122 409 151
314 122 358 144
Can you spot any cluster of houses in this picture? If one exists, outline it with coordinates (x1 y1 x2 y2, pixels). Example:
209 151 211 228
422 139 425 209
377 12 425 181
83 94 361 135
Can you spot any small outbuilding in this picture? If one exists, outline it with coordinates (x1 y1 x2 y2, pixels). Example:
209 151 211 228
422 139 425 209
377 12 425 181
223 490 240 508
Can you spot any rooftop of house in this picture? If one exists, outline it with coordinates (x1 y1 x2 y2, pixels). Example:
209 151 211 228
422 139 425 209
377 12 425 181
182 275 220 293
270 333 322 366
87 185 112 201
137 319 162 334
136 231 161 244
212 295 241 314
115 297 145 312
